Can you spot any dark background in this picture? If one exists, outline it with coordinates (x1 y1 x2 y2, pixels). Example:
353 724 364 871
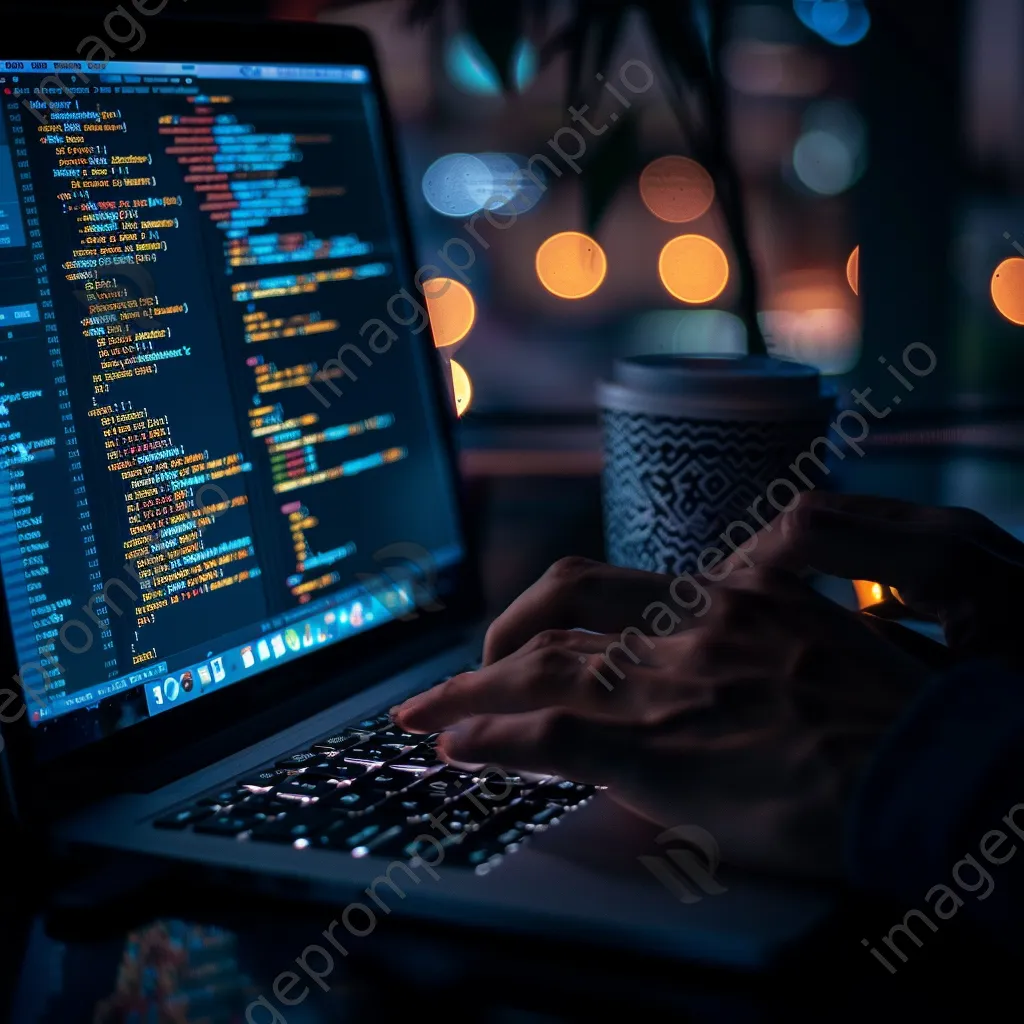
2 1 1023 1020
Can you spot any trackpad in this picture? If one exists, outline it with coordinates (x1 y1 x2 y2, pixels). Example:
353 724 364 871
531 795 668 870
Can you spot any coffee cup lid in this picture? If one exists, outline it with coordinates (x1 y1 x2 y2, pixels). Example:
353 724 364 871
598 355 834 420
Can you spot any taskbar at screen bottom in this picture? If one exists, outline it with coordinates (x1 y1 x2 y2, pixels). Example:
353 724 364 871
143 583 413 719
26 544 463 728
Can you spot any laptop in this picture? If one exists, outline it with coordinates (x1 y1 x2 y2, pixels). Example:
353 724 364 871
0 17 832 973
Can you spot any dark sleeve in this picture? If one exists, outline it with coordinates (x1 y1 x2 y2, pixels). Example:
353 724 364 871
846 659 1024 939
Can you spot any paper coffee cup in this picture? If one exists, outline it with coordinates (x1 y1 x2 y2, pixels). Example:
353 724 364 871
598 355 836 575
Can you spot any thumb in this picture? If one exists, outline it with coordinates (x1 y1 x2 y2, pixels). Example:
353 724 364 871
782 504 978 594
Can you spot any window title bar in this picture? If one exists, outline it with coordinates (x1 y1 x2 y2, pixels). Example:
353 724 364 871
3 60 370 83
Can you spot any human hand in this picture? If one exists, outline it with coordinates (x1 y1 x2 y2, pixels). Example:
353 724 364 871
725 493 1024 667
394 567 931 878
479 556 704 665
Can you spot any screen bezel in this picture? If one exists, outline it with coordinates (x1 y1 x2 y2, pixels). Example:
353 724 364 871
0 17 482 823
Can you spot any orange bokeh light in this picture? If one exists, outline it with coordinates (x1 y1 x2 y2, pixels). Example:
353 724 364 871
535 231 607 299
847 245 860 295
991 258 1024 326
658 234 729 304
450 357 472 417
424 277 476 348
640 156 715 223
853 580 885 608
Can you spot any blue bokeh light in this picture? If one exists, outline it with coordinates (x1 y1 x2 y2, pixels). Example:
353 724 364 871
446 33 501 96
422 152 546 218
422 153 493 217
793 0 870 46
446 33 539 96
792 130 856 195
791 99 867 195
486 153 546 213
825 4 870 45
474 153 521 210
513 40 538 93
811 0 850 34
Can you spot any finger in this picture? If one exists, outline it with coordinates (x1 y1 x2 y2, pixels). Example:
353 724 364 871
769 504 989 593
742 493 1024 575
482 557 697 666
795 492 1018 544
394 630 653 733
722 493 952 573
788 492 933 522
718 493 914 573
436 708 643 784
803 495 1024 564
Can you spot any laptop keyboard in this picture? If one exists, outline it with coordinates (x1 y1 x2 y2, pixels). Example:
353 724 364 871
154 678 599 875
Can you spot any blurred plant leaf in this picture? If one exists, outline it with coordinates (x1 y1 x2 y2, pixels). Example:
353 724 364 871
537 0 627 106
462 1 523 91
560 13 588 104
539 24 575 69
643 2 713 149
581 109 642 236
591 2 628 79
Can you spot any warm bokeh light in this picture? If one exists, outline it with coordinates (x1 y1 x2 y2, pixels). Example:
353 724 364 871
847 245 860 294
450 357 472 417
658 234 730 304
762 307 861 375
853 580 886 608
991 257 1024 325
771 273 853 313
639 156 715 223
450 360 473 415
535 231 608 299
762 272 862 373
424 278 476 348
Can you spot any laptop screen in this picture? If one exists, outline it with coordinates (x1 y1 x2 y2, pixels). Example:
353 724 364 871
0 57 465 759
